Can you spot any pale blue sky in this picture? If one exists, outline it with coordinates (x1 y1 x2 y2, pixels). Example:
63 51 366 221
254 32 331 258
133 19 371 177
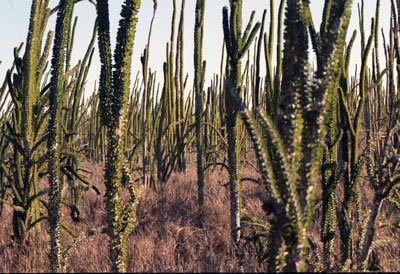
0 1 391 98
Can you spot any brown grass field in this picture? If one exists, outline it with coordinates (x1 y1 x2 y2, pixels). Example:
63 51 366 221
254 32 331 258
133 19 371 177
0 154 399 272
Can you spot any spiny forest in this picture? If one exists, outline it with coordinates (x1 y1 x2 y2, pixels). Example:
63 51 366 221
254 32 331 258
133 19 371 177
0 0 400 272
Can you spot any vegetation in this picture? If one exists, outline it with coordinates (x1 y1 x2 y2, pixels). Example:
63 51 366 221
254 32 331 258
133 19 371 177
0 0 400 272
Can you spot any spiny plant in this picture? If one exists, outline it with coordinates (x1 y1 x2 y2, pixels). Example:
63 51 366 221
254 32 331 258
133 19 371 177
0 8 99 272
222 0 260 246
2 0 52 243
353 0 400 269
228 0 354 271
154 0 193 185
305 0 400 270
140 0 157 188
174 0 186 172
47 0 74 270
194 0 206 213
96 0 144 272
59 10 99 225
2 0 400 272
304 0 366 268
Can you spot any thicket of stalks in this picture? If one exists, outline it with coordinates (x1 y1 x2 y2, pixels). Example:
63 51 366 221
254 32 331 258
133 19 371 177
0 0 400 272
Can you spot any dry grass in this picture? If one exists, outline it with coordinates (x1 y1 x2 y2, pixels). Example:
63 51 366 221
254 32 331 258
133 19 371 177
0 160 267 273
0 158 399 272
